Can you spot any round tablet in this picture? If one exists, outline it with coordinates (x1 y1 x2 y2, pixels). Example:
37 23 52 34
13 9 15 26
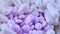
46 29 55 34
35 23 42 30
22 25 30 32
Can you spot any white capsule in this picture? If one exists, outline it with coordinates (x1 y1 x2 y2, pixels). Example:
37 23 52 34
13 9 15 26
7 20 22 34
18 4 29 15
7 20 16 28
22 25 30 32
2 6 13 15
46 29 55 34
42 0 55 5
30 5 37 12
29 0 36 4
35 23 42 30
8 20 16 25
1 23 17 34
44 10 54 25
54 3 60 11
0 14 8 23
47 3 59 25
47 3 59 18
35 0 42 8
21 0 29 4
12 0 21 7
1 23 8 31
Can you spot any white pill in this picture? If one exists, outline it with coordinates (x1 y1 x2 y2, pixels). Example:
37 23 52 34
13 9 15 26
32 30 37 34
47 3 59 25
21 0 29 4
37 30 43 34
18 4 29 15
0 14 8 23
2 6 13 15
1 23 8 31
15 19 23 23
1 23 17 34
30 5 37 12
7 20 16 29
22 25 30 32
7 20 22 34
45 25 54 30
29 0 36 4
32 30 42 34
35 23 42 30
46 29 55 34
31 11 38 16
35 0 42 8
12 0 21 7
25 14 34 25
19 15 25 18
47 3 59 18
44 10 54 25
8 20 16 25
42 0 55 5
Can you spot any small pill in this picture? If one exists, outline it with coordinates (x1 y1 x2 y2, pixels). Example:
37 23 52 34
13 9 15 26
0 14 9 23
35 23 42 30
12 0 22 7
25 14 34 25
35 0 42 8
7 20 22 34
22 25 30 32
31 11 38 16
29 0 35 4
1 23 17 34
42 21 47 27
45 25 54 30
46 29 55 34
32 30 42 34
2 6 13 15
32 30 37 34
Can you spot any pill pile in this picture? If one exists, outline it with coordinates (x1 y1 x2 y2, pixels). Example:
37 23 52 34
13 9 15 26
0 0 60 34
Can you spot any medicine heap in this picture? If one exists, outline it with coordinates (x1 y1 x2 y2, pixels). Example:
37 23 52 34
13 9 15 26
0 0 60 34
